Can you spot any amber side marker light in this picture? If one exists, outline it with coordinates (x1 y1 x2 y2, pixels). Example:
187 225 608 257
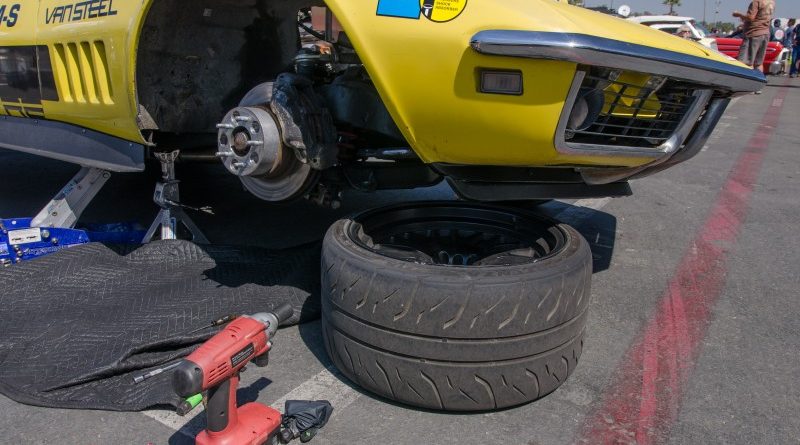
479 70 523 95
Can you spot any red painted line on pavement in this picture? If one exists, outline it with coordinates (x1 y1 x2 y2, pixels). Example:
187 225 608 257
579 84 790 445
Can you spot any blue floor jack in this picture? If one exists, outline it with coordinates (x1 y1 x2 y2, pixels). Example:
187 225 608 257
1 151 210 266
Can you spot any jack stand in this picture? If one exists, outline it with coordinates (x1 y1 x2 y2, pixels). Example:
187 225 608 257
32 167 111 229
1 167 145 265
142 150 211 244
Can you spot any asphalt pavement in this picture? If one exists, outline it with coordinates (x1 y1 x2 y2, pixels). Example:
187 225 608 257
0 78 798 444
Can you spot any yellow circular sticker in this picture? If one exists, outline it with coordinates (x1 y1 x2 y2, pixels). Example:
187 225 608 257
420 0 467 23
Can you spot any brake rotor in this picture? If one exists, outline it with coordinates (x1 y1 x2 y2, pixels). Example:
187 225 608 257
216 105 317 202
239 157 318 202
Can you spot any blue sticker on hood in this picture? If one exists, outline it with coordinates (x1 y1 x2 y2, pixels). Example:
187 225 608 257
377 0 421 19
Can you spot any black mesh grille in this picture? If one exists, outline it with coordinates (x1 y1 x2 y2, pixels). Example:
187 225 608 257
565 71 699 149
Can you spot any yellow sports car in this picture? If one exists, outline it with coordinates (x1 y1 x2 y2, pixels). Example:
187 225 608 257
0 0 763 204
0 0 767 412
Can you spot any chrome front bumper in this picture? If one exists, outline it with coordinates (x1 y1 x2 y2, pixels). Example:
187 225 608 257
470 31 766 93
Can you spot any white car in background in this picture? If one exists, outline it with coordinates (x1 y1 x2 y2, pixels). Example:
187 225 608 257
628 16 718 51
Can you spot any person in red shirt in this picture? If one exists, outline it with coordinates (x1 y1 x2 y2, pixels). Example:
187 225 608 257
733 0 776 70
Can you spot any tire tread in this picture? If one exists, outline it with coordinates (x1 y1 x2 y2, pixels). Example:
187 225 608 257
321 208 592 411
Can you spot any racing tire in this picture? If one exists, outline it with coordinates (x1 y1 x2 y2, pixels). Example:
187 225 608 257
320 202 592 411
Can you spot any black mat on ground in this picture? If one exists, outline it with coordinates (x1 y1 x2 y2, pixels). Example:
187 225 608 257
0 240 320 411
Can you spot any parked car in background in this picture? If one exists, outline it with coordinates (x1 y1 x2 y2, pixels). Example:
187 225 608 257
629 16 718 50
715 38 788 74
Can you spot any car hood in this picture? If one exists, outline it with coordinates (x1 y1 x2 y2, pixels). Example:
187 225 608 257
523 1 724 61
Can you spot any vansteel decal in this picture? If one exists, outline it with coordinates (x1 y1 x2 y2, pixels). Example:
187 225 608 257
44 0 117 24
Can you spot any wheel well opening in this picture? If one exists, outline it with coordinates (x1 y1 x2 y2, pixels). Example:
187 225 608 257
135 0 317 147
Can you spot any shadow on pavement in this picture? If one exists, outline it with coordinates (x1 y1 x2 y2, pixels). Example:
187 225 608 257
199 241 323 324
538 201 618 274
3 149 618 426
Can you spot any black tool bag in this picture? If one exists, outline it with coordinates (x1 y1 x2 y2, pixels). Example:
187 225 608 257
280 400 334 443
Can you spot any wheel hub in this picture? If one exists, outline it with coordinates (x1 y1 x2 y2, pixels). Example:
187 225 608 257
216 106 282 177
231 130 251 156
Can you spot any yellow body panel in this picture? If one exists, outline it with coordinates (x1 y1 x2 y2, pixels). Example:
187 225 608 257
0 0 148 143
36 0 149 143
325 0 742 168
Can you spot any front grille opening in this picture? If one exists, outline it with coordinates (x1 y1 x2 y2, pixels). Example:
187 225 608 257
564 67 700 149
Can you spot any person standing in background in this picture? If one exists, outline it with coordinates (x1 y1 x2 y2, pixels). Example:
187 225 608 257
771 19 783 41
733 0 776 71
729 23 745 38
790 20 800 78
783 19 796 47
784 19 796 76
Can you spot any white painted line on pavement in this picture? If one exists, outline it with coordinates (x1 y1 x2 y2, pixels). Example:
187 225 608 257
555 197 612 222
142 406 203 436
269 366 361 411
572 197 612 210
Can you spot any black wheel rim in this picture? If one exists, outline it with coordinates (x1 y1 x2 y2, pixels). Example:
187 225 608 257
348 202 567 267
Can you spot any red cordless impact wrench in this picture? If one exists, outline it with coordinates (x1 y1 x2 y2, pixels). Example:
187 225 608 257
172 303 294 445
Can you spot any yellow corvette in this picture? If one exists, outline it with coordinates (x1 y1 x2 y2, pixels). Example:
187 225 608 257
0 0 764 203
0 0 770 412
